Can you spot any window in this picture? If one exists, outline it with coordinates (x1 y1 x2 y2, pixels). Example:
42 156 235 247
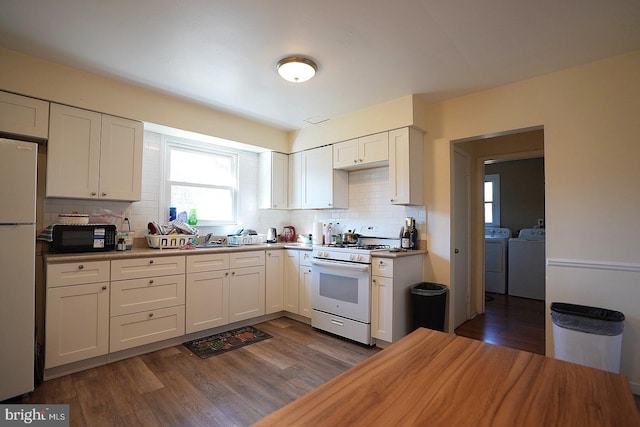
164 137 238 226
484 174 500 226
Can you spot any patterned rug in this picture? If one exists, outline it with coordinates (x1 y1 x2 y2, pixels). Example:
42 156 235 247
183 326 272 359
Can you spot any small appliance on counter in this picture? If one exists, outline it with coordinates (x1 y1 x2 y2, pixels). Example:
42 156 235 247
281 225 296 242
38 223 118 253
266 227 278 243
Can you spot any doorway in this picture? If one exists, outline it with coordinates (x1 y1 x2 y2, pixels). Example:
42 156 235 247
451 127 545 352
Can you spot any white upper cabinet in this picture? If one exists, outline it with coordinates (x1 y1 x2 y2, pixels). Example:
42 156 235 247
333 132 389 170
0 91 49 139
388 127 424 206
301 145 348 209
259 151 288 209
288 151 302 209
46 103 143 201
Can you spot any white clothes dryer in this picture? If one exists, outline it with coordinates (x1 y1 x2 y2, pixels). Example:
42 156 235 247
508 228 545 300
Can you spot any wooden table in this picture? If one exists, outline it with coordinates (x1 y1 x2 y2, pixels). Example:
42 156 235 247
254 328 640 426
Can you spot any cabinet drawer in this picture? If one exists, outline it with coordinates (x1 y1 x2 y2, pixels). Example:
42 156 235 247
110 274 185 316
111 256 185 281
299 250 313 267
109 305 185 352
230 251 265 269
187 253 230 273
47 261 110 287
372 258 394 278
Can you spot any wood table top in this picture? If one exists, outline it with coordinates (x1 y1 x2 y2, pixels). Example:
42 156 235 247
254 328 640 427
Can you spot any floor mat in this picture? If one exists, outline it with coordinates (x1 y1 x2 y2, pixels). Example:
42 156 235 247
183 326 272 359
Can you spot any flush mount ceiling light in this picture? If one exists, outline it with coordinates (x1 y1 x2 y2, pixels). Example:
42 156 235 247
277 56 317 83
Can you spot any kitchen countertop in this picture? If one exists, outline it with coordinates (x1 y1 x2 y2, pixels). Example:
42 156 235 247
371 248 426 258
44 241 312 263
254 327 640 427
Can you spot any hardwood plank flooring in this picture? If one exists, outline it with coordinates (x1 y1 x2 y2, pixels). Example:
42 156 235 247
25 318 380 426
454 293 546 355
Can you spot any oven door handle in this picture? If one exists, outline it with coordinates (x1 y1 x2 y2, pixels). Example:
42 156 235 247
311 259 371 272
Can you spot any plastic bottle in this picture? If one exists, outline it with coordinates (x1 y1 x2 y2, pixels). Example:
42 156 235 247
188 209 198 225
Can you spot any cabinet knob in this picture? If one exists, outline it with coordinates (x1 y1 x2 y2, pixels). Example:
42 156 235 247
231 271 235 276
149 260 154 264
225 272 229 277
101 285 107 290
372 279 377 284
359 159 363 163
149 279 154 284
148 313 154 318
101 192 107 196
390 198 394 202
353 159 358 164
78 265 84 270
91 192 97 196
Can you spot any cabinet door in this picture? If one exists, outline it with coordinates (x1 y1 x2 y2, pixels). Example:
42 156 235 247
229 266 265 322
389 127 424 205
186 270 229 333
359 132 389 165
284 250 300 313
265 250 284 314
45 282 109 368
299 264 313 318
259 152 288 209
0 91 49 138
371 276 393 342
99 114 143 201
46 103 101 199
288 152 302 209
301 146 348 209
333 138 359 169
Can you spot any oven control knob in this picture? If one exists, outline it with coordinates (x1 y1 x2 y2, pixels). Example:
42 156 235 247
349 254 357 261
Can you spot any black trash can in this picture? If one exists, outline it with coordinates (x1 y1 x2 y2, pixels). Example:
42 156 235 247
551 302 625 373
410 282 448 332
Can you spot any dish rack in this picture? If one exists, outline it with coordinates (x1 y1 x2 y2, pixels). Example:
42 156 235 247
146 234 195 249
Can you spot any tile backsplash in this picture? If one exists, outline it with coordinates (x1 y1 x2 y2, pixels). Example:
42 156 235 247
42 130 426 241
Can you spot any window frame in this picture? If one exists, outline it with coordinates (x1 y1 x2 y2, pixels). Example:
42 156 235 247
161 135 239 227
484 173 501 227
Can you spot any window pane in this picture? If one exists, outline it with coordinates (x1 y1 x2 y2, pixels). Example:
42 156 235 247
171 185 234 222
485 202 493 224
170 149 235 186
484 181 493 202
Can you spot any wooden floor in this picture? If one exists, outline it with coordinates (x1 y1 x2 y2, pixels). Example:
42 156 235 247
454 293 546 355
26 318 380 426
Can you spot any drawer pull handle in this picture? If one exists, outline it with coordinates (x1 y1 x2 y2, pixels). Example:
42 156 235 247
78 265 84 270
148 313 154 318
149 279 154 284
101 285 107 290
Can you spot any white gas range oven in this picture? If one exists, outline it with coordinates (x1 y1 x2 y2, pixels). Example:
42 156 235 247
310 238 398 345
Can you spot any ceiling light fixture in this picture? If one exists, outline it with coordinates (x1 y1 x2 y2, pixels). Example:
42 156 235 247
277 56 317 83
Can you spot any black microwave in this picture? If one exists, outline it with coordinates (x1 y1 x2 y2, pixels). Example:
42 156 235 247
49 224 117 253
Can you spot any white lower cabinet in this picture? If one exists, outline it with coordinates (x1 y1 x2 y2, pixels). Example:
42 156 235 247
283 250 300 313
371 255 424 344
45 261 110 369
298 251 313 318
265 250 284 314
109 256 186 352
229 251 265 323
186 253 230 333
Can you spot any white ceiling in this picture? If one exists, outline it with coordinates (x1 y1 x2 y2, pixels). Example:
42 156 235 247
2 0 640 131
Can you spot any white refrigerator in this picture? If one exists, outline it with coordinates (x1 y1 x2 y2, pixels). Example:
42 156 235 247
0 138 37 401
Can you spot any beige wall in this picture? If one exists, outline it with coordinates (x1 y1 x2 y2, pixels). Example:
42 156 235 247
424 50 640 391
0 47 289 152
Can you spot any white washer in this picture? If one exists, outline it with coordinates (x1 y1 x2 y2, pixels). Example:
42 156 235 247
508 228 545 300
484 227 511 294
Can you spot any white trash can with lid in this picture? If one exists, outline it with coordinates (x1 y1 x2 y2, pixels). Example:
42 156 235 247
551 302 624 373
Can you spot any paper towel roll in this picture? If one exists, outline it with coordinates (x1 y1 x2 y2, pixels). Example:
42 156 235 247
312 222 323 244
